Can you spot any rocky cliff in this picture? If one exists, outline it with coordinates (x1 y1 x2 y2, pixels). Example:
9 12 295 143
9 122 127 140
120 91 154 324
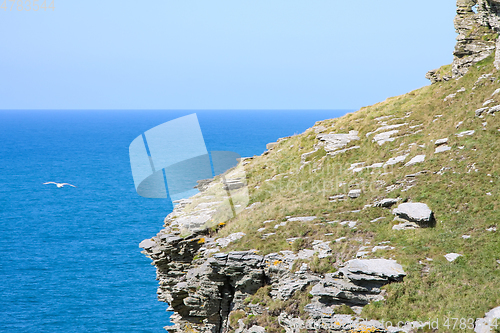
142 2 500 332
427 0 500 83
141 185 410 332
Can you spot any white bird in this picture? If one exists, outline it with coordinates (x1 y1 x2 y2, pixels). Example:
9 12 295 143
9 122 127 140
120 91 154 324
43 182 77 188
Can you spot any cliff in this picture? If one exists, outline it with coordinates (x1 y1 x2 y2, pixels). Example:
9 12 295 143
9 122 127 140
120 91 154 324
141 2 500 332
427 0 500 83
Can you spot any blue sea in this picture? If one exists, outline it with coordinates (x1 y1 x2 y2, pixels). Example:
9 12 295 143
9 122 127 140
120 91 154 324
0 110 349 332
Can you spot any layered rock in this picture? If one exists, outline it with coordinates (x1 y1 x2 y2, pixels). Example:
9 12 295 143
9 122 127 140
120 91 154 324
316 131 360 156
427 0 500 82
141 175 408 332
140 160 409 332
142 206 408 333
308 259 405 313
277 260 407 333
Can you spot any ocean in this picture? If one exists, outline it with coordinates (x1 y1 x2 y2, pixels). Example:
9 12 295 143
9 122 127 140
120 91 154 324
0 109 350 332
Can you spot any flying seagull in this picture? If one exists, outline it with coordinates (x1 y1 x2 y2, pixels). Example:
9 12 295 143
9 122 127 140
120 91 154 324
43 182 77 188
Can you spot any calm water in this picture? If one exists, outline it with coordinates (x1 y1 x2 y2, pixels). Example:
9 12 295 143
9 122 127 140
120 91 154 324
0 110 349 332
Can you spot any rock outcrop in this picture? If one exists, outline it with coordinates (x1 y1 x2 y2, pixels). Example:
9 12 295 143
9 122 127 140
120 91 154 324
142 224 407 333
316 130 360 156
308 259 405 313
427 0 500 82
140 166 408 333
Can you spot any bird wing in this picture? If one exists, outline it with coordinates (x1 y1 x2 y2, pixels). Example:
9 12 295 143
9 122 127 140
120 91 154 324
43 182 57 185
61 183 77 187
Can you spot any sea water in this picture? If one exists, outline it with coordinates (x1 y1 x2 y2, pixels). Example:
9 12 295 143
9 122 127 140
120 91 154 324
0 110 349 332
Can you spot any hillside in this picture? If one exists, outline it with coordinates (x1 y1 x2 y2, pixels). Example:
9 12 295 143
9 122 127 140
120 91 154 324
141 2 500 332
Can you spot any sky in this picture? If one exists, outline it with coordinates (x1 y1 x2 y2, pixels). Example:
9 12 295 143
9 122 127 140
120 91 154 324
0 1 457 110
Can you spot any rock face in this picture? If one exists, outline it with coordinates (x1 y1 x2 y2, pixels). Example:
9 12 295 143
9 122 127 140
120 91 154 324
427 0 500 82
299 259 406 330
142 195 408 333
145 243 272 333
453 0 499 77
143 234 408 333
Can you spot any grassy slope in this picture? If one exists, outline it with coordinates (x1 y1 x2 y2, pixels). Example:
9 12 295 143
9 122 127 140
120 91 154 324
214 55 500 327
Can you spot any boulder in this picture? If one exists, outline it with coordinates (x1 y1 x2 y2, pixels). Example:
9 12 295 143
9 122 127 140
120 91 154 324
435 145 451 153
456 130 475 137
374 198 399 208
306 259 406 317
475 306 500 333
488 105 500 115
404 155 426 167
316 130 360 153
348 189 362 198
435 138 448 146
392 203 435 227
216 232 246 247
341 259 406 282
445 253 462 262
476 107 490 116
384 154 409 167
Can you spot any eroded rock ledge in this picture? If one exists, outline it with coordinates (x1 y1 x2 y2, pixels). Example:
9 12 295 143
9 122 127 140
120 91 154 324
142 234 407 333
140 173 408 333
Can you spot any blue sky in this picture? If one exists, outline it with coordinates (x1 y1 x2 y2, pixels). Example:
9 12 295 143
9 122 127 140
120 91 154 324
0 1 456 110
